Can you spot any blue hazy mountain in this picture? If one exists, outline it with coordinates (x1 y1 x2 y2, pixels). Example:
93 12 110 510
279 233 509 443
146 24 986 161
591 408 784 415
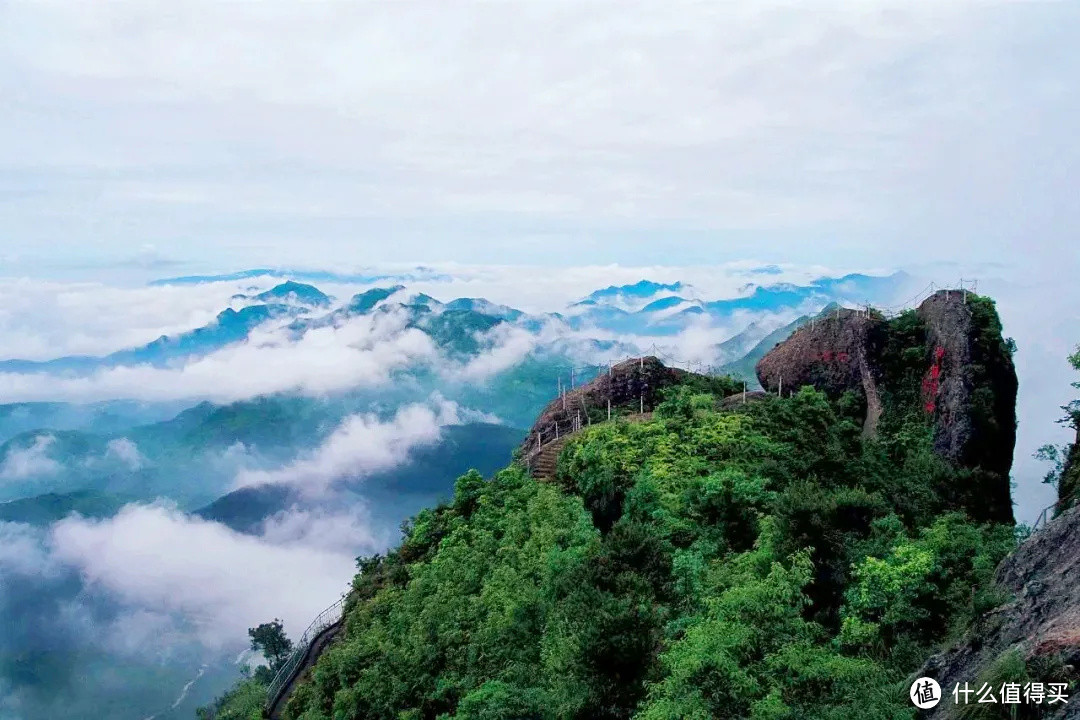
0 400 190 446
574 280 688 307
0 490 135 526
566 272 914 334
443 298 524 322
347 285 405 313
0 272 914 380
252 280 332 307
0 303 296 374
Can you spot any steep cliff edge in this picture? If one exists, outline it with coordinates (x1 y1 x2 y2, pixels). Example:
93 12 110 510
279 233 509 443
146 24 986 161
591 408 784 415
921 504 1080 719
918 291 1018 520
756 290 1017 523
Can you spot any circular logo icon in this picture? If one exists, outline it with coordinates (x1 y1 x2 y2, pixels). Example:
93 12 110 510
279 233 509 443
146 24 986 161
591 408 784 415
910 677 942 709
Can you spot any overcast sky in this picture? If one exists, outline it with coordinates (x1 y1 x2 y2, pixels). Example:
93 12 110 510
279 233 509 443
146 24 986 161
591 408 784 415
1 2 1077 277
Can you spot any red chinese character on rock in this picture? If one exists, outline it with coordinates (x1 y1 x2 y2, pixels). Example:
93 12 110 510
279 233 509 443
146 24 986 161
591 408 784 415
922 346 946 414
837 352 850 363
822 350 833 362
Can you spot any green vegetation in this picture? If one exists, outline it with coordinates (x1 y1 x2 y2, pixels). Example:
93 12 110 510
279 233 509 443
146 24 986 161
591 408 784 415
1053 345 1080 508
874 296 1017 524
236 372 1015 720
195 620 294 719
249 619 294 682
196 677 266 720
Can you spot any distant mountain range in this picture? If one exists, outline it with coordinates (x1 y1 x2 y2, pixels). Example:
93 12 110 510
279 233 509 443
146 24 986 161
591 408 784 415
0 273 918 380
563 272 916 336
149 267 451 286
0 270 924 513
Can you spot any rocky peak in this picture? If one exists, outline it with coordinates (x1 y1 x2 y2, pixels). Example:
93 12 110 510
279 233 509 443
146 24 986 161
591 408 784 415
755 307 885 436
520 357 686 457
755 290 1017 523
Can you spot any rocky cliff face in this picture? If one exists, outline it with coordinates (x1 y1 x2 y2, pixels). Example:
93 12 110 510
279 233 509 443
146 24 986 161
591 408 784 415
520 356 686 457
920 505 1080 719
918 291 1018 511
756 290 1017 523
755 307 885 436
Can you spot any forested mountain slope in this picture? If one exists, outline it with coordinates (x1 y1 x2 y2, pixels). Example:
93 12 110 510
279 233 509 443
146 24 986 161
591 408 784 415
205 292 1024 720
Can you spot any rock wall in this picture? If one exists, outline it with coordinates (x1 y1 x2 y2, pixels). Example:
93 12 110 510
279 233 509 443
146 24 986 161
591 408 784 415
918 291 1016 470
520 357 686 457
920 504 1080 720
755 290 1018 523
918 291 1018 523
755 308 885 437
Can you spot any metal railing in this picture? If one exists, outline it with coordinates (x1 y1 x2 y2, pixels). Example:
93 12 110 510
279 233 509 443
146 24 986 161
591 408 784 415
1029 488 1076 535
525 355 666 461
266 596 346 708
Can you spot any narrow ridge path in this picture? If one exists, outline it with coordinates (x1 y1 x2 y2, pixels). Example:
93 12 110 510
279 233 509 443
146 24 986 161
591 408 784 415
527 412 654 481
266 620 343 719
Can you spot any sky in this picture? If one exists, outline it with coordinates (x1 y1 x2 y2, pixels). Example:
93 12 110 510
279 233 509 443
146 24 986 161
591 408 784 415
0 2 1078 276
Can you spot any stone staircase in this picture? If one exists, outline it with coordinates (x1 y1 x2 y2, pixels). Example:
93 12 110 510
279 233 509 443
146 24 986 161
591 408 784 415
528 436 569 480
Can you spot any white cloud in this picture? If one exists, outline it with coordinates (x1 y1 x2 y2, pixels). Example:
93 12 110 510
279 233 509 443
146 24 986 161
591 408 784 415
0 521 63 576
259 504 387 557
234 399 463 494
0 434 61 480
104 437 146 470
451 323 546 382
0 278 258 361
0 306 437 403
48 503 357 644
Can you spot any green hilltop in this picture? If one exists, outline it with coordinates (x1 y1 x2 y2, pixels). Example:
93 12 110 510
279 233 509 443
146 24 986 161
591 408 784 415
205 293 1034 720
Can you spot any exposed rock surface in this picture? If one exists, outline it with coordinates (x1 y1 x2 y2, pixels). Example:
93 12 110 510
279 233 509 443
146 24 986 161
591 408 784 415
918 291 1017 501
920 504 1080 719
755 290 1017 523
520 356 686 457
755 307 884 437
